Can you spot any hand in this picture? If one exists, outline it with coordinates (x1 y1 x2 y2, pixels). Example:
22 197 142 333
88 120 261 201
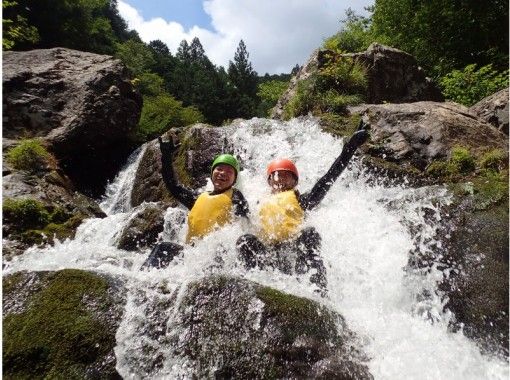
158 136 177 157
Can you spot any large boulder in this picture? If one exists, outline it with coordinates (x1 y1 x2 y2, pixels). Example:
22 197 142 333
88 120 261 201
135 275 373 379
469 88 509 135
3 269 126 379
272 43 443 119
349 101 508 183
346 43 444 104
2 48 142 196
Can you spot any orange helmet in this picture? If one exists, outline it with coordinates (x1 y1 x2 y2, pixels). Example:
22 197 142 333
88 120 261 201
267 158 299 181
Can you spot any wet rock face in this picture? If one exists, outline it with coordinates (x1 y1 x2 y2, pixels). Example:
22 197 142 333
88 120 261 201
3 269 126 379
114 203 165 251
350 101 508 183
470 88 509 135
3 48 142 196
168 276 373 379
438 199 509 358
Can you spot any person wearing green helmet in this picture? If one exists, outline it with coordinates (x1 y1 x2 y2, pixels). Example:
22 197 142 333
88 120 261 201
141 137 249 270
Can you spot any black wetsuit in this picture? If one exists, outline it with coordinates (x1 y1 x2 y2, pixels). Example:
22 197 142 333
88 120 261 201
236 124 369 292
141 139 249 270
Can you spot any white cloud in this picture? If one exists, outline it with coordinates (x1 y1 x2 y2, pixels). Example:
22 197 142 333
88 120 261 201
118 0 373 74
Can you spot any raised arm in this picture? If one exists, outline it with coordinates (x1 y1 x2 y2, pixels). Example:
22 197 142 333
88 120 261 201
159 137 198 210
299 120 369 211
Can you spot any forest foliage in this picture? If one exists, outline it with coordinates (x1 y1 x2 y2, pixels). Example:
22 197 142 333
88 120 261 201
3 0 508 139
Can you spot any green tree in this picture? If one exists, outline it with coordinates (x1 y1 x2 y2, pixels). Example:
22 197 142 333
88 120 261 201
257 80 289 116
115 39 156 76
4 0 129 53
371 0 509 77
440 64 509 106
227 40 259 118
135 94 204 141
2 0 39 49
327 8 376 53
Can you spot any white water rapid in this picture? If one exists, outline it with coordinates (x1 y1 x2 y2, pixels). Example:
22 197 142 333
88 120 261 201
4 117 508 379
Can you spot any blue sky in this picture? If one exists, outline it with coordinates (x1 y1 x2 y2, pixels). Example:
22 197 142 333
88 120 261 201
118 0 374 74
120 0 213 30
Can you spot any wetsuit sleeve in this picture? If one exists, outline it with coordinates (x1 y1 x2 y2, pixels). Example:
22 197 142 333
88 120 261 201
159 137 197 210
232 188 250 218
299 126 369 211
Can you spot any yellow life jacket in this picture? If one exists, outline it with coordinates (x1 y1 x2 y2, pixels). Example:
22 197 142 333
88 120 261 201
186 189 233 243
258 190 304 244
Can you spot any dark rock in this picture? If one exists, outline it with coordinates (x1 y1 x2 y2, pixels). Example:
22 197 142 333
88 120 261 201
438 196 509 358
167 276 372 379
347 43 444 104
349 101 508 184
129 139 176 208
470 88 509 135
3 269 126 379
272 43 443 119
3 48 142 196
114 202 165 251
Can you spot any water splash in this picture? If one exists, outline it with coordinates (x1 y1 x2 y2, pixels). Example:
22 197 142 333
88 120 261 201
4 117 508 379
100 146 146 215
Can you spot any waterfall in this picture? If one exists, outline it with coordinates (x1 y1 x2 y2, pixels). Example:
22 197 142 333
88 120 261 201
4 117 508 379
100 145 146 215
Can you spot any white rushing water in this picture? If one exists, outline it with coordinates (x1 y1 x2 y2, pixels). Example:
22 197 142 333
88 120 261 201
4 117 508 379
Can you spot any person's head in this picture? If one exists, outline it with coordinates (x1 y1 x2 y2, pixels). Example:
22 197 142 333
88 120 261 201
211 154 240 192
267 158 299 192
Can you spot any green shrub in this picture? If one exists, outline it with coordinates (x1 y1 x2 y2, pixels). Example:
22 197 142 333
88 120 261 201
450 146 476 174
426 146 476 177
134 94 204 142
478 149 508 172
6 139 54 172
282 53 367 119
3 198 50 230
440 64 509 106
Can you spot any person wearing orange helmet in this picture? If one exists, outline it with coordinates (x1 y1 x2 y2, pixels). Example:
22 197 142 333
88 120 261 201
236 120 369 294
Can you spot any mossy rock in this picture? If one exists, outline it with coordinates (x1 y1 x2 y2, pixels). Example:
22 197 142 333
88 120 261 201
5 138 57 174
3 269 126 379
170 275 372 379
2 197 87 249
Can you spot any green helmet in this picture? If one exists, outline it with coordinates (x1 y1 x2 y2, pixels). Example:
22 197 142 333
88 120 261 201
211 154 240 174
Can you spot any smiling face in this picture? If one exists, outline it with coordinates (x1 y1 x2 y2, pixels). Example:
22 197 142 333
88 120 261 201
211 163 236 192
268 170 298 193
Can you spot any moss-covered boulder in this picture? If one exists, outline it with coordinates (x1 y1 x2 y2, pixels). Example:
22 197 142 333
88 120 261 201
3 269 127 379
167 276 372 379
2 137 106 261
